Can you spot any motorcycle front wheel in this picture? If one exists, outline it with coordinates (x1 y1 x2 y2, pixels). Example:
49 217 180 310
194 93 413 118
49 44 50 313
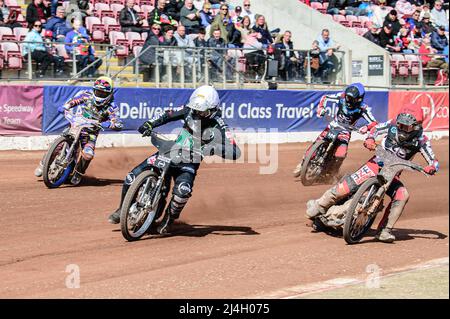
42 136 75 189
299 140 328 186
120 170 161 241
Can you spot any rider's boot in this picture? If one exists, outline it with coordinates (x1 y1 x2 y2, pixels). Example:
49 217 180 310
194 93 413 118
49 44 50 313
157 195 188 234
306 188 339 219
376 200 406 243
108 208 121 224
34 161 44 177
293 162 302 176
71 158 91 185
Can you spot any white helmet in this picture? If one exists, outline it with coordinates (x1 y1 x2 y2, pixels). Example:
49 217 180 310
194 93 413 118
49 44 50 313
187 85 220 119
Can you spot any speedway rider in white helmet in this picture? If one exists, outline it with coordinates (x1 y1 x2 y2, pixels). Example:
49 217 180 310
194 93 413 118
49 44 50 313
108 85 241 234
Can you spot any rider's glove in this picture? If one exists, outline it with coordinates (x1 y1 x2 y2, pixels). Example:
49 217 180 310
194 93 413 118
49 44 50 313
317 107 326 117
101 121 111 129
364 138 376 151
138 121 153 136
358 125 368 134
424 165 437 175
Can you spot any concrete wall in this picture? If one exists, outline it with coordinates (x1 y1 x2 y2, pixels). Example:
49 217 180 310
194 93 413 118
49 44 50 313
229 0 391 88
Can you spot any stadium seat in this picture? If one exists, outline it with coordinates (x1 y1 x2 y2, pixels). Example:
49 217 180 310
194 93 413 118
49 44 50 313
310 2 323 10
110 3 124 18
13 27 28 41
102 16 121 33
332 14 346 23
141 4 154 18
405 54 420 77
141 31 148 41
0 26 14 40
0 49 4 70
55 44 71 61
125 31 143 48
0 42 22 69
110 0 124 4
138 0 155 6
5 0 19 6
133 45 142 58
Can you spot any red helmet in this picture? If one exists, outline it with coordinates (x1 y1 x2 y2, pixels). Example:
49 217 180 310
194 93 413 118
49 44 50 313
43 30 53 38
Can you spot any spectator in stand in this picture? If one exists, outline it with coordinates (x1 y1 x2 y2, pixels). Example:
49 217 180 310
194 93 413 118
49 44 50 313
274 30 299 81
65 19 102 77
419 35 448 72
174 24 195 47
431 25 449 53
42 0 52 19
26 0 49 26
243 28 265 78
384 9 401 35
45 6 72 42
363 22 382 46
0 0 21 29
242 0 255 26
76 0 93 20
207 27 227 77
431 0 448 29
327 0 347 16
194 27 208 47
235 15 252 45
406 10 421 29
166 0 184 22
419 3 431 20
357 0 373 17
140 23 164 81
344 0 363 16
372 0 391 26
22 20 65 77
252 15 272 46
421 12 436 35
306 40 322 82
396 24 413 52
379 22 401 52
193 0 205 11
65 0 84 24
149 0 178 29
162 26 177 46
395 0 416 18
180 0 201 34
232 6 244 23
210 4 234 44
317 28 340 82
120 0 145 33
199 2 214 28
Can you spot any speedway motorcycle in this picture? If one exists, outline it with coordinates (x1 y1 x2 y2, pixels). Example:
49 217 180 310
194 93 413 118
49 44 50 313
294 115 361 186
312 146 427 244
41 108 103 189
120 128 214 241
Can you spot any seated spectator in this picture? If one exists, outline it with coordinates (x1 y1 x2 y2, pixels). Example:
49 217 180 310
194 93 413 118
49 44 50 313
421 12 436 35
242 0 255 26
252 15 272 46
232 6 244 23
180 0 201 34
243 29 266 79
434 44 449 85
343 0 362 16
419 36 448 76
65 19 102 77
42 29 65 75
395 0 415 18
22 21 64 77
148 0 178 29
210 4 234 43
379 23 401 52
45 6 72 42
207 27 227 73
431 0 448 29
120 0 145 33
199 2 214 28
395 25 413 53
140 23 164 81
26 0 50 26
162 26 177 46
357 0 373 17
327 0 347 16
372 0 391 27
274 30 299 81
305 40 322 82
174 24 195 47
431 25 449 53
317 28 340 81
419 3 431 20
384 9 401 35
42 0 52 19
65 0 84 24
0 0 21 29
194 27 207 48
235 15 252 45
363 22 382 46
406 10 421 29
165 0 184 22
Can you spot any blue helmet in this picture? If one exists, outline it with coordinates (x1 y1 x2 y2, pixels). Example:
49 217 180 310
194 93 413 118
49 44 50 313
344 83 365 109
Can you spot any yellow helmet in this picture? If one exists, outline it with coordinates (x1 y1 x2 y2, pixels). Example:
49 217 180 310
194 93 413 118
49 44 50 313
93 76 114 108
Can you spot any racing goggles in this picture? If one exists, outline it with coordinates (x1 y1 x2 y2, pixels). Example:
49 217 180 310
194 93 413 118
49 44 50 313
396 122 416 133
94 88 110 98
193 109 214 118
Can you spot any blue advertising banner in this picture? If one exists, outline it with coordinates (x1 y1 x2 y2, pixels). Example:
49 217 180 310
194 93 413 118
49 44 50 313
43 87 388 134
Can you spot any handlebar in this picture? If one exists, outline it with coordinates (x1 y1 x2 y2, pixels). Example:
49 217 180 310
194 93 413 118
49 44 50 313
324 114 359 132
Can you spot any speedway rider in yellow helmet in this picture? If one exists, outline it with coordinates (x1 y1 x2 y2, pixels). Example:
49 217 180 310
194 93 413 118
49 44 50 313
34 76 123 185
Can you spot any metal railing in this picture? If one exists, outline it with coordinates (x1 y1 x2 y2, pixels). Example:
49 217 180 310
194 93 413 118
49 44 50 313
111 45 347 88
0 40 118 82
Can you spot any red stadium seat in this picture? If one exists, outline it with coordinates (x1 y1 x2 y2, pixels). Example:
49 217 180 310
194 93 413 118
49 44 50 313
110 3 124 18
333 14 346 22
0 49 4 70
0 26 14 40
13 27 28 41
125 31 142 47
5 0 19 6
102 16 121 33
1 42 22 69
346 15 358 23
339 20 350 27
405 54 420 77
310 2 323 10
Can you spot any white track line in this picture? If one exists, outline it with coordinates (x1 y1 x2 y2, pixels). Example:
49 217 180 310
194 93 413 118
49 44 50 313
250 257 449 299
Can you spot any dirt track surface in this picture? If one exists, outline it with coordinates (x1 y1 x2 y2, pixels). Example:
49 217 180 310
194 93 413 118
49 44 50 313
0 140 448 298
